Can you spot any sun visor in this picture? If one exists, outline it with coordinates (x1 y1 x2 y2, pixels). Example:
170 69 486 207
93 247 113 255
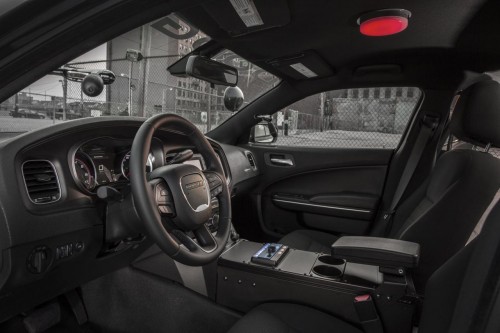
266 51 335 80
202 0 290 37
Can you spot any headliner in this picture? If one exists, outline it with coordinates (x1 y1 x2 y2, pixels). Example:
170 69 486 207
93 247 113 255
179 0 500 85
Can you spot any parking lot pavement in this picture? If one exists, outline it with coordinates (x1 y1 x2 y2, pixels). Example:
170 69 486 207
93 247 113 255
275 130 402 149
0 116 62 133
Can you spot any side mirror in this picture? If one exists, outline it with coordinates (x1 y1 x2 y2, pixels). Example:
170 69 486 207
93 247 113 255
250 121 278 144
186 55 238 87
224 86 244 112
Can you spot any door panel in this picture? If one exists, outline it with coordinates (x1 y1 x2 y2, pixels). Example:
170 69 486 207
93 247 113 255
246 146 392 237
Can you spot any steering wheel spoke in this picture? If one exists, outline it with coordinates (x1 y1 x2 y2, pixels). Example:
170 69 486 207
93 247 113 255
193 224 217 249
171 225 217 253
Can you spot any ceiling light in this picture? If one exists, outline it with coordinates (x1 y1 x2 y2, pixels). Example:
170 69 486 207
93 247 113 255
358 9 411 37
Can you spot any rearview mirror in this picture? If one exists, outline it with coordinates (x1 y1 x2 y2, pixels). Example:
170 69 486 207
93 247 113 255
186 55 238 87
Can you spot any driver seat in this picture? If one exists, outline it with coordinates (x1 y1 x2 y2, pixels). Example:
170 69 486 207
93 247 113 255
229 198 500 333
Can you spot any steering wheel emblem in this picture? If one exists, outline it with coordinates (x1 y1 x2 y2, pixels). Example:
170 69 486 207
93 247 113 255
180 173 210 212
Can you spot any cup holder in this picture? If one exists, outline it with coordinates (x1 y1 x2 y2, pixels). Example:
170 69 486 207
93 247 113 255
312 265 342 279
318 255 345 266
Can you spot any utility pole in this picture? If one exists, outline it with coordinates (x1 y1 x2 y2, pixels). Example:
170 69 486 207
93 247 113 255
125 49 144 117
14 93 18 113
80 88 84 115
52 97 56 124
61 78 67 121
128 62 133 116
207 88 212 132
319 92 325 132
137 25 151 118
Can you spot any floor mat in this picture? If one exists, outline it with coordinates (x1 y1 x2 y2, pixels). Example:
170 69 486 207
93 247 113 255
81 267 240 333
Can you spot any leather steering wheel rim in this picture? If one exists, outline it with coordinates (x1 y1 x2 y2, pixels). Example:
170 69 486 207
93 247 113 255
130 113 231 265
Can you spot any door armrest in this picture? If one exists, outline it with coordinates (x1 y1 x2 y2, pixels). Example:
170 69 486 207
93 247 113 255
331 236 420 268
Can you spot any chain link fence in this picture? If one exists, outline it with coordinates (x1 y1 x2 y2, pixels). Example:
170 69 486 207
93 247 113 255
0 55 233 134
272 87 422 149
1 63 499 158
66 56 232 133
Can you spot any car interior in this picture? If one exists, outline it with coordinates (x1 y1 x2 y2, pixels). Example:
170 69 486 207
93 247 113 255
0 0 499 332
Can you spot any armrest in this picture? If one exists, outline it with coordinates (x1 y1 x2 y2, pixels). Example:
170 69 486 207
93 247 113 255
331 236 420 268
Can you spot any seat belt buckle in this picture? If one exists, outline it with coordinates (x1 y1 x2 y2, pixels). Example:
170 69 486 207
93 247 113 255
382 210 394 221
354 294 384 333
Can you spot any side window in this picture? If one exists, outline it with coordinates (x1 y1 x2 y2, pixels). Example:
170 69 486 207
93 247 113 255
271 87 421 149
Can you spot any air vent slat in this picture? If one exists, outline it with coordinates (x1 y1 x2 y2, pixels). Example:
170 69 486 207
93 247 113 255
23 169 55 175
26 185 60 192
25 180 58 186
22 160 61 204
245 151 257 171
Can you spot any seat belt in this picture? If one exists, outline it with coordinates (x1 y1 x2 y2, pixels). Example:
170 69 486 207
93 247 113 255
466 189 500 245
436 94 462 162
383 115 440 236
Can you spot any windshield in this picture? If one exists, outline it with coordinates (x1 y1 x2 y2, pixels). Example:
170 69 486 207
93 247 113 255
0 14 279 136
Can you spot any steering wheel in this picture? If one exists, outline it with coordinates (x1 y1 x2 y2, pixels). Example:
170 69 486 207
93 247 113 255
130 114 231 266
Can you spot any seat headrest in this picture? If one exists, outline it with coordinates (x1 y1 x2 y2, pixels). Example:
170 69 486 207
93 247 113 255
451 80 500 147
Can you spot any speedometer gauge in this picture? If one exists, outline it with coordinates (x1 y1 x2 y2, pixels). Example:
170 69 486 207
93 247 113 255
74 155 96 191
121 151 154 180
121 151 131 179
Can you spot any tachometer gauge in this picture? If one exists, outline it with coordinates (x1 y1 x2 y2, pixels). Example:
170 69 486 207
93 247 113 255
121 151 154 180
74 155 96 191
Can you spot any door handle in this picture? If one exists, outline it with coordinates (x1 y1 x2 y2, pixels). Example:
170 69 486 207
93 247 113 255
270 158 294 166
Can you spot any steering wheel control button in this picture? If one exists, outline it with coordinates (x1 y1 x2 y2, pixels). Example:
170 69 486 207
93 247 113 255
158 205 174 216
211 186 222 198
205 172 223 188
155 182 172 205
27 246 51 274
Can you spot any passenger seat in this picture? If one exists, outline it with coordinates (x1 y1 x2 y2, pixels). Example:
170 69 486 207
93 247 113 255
230 200 500 333
280 79 500 290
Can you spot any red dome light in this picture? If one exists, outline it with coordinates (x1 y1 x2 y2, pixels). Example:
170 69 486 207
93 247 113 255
357 10 411 37
360 16 408 36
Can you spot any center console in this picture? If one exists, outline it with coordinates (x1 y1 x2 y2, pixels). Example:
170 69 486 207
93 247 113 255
217 237 420 333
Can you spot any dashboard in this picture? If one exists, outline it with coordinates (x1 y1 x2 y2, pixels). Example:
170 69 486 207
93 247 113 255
0 117 259 321
71 137 212 194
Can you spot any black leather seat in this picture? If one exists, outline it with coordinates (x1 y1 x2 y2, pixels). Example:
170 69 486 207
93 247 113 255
280 80 500 289
230 200 500 333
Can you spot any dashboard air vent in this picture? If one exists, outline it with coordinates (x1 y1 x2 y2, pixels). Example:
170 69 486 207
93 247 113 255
22 160 61 204
245 151 257 171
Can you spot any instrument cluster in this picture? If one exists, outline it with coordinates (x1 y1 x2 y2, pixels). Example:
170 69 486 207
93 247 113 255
71 138 157 193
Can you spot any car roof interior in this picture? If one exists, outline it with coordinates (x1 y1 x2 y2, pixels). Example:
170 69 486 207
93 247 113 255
178 0 500 88
0 0 500 103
